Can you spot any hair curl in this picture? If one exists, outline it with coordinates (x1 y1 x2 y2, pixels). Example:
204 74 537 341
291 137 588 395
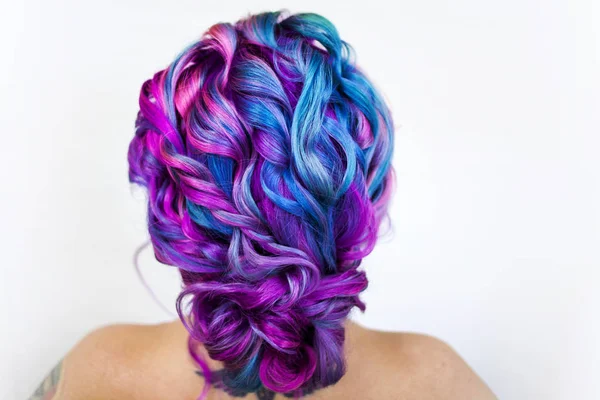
128 10 394 398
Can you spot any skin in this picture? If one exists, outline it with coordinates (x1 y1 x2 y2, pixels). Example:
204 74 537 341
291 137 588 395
30 321 497 400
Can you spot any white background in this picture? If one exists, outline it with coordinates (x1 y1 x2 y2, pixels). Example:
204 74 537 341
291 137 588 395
1 1 598 399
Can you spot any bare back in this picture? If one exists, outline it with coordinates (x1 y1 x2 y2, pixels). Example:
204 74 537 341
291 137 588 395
35 321 496 400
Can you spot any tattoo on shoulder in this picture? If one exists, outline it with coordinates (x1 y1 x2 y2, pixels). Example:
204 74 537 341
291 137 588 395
28 359 64 400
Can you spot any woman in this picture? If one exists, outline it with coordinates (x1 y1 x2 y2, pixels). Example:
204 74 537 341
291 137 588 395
30 11 496 400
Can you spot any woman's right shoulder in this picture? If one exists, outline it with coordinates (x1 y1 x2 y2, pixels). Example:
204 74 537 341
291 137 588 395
343 324 498 400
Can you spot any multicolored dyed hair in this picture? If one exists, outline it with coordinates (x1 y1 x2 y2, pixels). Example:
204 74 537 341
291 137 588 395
128 10 394 398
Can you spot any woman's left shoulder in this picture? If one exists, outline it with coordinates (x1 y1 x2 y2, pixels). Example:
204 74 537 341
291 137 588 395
51 322 196 400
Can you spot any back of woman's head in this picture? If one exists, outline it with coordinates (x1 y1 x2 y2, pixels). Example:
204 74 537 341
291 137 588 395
128 10 394 397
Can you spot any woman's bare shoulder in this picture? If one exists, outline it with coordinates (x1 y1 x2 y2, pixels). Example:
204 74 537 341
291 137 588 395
341 323 497 400
55 322 201 400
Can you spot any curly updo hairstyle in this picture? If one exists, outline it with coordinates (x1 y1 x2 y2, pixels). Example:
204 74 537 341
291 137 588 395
128 10 394 398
